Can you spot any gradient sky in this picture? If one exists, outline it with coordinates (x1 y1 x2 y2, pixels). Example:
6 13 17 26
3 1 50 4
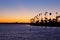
0 0 60 23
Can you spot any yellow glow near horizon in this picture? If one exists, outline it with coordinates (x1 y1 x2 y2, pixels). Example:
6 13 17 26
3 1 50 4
0 18 30 23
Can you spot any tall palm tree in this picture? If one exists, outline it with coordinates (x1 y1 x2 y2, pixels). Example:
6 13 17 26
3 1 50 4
41 13 42 22
44 12 48 23
44 12 48 19
39 13 41 22
49 12 52 19
56 12 58 17
36 15 39 23
33 15 38 23
56 12 58 22
34 16 36 23
45 12 48 16
49 12 52 22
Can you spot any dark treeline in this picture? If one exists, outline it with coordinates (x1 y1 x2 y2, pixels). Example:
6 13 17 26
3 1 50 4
30 12 60 27
0 22 30 24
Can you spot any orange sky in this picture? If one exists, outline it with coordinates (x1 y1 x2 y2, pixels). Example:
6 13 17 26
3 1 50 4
0 0 60 23
0 18 30 23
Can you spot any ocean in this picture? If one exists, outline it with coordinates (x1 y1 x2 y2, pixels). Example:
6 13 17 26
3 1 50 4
0 24 60 40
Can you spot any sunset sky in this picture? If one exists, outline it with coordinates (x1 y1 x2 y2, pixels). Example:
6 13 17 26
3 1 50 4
0 0 60 23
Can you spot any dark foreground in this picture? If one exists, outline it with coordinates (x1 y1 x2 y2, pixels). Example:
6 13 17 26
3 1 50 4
0 24 60 40
30 22 60 27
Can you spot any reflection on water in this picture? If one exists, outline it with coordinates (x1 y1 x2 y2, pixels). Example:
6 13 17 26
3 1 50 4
0 24 60 40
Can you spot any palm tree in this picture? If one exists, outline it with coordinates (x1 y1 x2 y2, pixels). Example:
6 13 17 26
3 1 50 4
44 12 48 23
49 12 52 22
45 12 48 16
49 12 52 15
56 12 58 22
34 16 36 23
41 13 43 22
39 13 41 22
49 12 52 18
33 15 38 23
56 12 58 16
36 15 39 23
44 12 48 19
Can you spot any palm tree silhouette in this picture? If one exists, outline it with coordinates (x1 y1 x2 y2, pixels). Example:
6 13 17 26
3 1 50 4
40 13 42 22
44 12 48 19
39 13 42 22
44 12 48 23
36 14 39 23
56 12 58 16
49 12 52 18
45 12 48 16
33 15 39 23
56 12 58 22
49 12 52 15
49 12 52 22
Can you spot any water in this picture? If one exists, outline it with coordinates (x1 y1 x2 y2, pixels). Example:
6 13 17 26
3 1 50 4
0 24 60 40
